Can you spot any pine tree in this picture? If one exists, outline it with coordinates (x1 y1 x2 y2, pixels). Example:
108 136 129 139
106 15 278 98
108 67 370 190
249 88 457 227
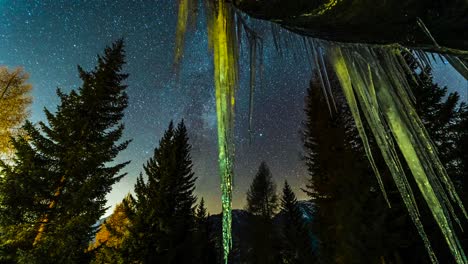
410 64 462 180
196 198 208 220
280 180 315 264
301 77 349 263
246 162 278 219
123 120 198 263
0 40 130 263
301 74 390 264
245 161 279 264
193 198 217 264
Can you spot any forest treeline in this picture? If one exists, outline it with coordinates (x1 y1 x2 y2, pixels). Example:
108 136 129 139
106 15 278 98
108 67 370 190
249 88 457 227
0 41 467 264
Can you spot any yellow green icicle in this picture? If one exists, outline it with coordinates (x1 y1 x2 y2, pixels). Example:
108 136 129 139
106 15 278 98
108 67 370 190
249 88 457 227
206 1 239 262
175 0 238 261
174 0 198 73
328 43 467 264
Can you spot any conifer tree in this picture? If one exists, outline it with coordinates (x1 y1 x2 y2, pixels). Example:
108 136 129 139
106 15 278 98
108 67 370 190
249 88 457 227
196 198 208 220
409 64 462 180
301 75 388 264
0 40 130 263
301 77 348 263
245 162 279 264
280 180 314 264
123 120 198 263
193 198 217 264
246 162 278 219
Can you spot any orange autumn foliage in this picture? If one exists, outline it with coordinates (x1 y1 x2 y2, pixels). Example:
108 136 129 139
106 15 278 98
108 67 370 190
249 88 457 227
90 196 132 251
0 67 32 157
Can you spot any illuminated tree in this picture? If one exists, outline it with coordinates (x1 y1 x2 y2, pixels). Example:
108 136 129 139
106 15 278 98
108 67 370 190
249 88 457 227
90 195 133 264
0 67 32 157
0 40 130 263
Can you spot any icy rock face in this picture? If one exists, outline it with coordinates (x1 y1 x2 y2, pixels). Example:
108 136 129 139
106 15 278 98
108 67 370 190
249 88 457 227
233 0 468 56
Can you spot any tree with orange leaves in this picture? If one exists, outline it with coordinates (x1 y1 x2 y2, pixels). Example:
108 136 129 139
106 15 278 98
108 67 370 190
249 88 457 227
0 66 32 158
90 195 133 264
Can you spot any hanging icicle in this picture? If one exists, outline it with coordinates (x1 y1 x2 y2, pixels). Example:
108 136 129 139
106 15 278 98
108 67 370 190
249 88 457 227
444 55 468 80
240 15 262 144
248 37 256 143
416 17 468 80
174 0 198 74
234 13 265 144
316 42 338 112
205 0 239 262
326 42 467 264
310 39 333 115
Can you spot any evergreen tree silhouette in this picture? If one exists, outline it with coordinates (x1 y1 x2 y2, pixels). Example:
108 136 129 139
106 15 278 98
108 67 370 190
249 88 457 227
123 120 198 263
0 40 130 263
245 161 280 264
301 72 398 263
194 198 217 263
280 180 315 263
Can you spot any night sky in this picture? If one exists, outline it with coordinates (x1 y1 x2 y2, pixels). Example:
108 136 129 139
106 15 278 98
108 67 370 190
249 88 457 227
1 0 466 215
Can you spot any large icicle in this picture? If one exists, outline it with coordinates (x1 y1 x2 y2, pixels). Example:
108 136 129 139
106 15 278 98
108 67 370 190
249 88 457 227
205 1 239 262
326 42 467 264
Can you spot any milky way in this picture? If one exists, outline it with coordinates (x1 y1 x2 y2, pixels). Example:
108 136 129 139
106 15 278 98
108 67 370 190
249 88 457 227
1 0 466 214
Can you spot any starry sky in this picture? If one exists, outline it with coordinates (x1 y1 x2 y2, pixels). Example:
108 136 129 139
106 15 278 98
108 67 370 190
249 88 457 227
1 0 466 215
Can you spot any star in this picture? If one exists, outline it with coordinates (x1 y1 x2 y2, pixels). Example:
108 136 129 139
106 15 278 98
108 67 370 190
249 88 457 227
1 0 465 214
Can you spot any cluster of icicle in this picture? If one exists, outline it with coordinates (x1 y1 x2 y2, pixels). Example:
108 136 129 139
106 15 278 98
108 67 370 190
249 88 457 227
173 1 468 263
271 25 468 263
326 41 467 264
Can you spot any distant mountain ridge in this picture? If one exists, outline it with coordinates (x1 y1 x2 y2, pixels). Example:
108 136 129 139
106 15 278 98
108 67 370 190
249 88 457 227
207 200 315 263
